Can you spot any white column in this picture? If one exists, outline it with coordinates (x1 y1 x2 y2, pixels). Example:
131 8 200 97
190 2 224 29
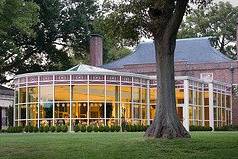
208 83 214 130
183 80 189 131
146 80 150 125
69 75 72 131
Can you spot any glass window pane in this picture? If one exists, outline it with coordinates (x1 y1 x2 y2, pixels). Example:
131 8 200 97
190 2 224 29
106 103 119 119
19 88 26 103
150 88 156 104
40 103 53 118
106 85 120 102
150 105 156 119
133 104 141 119
121 86 132 102
176 89 184 104
28 104 38 120
89 85 105 101
133 87 140 103
40 86 53 102
142 88 147 103
55 85 70 101
72 102 88 118
72 85 87 101
28 87 38 102
55 102 70 118
89 103 104 118
19 104 26 119
122 103 132 119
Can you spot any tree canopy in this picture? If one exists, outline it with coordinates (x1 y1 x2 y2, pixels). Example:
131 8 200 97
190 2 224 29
178 1 238 59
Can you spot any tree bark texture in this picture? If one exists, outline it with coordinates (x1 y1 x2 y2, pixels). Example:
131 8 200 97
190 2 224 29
144 0 191 139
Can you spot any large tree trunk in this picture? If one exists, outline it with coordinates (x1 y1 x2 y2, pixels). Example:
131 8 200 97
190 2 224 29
144 36 190 139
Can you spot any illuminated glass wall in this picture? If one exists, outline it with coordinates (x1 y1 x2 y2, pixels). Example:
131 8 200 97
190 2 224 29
14 74 232 130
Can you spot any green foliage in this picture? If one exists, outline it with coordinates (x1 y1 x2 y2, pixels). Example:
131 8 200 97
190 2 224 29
86 125 93 132
104 126 110 132
115 126 121 132
61 125 68 133
93 126 99 132
33 127 38 133
7 126 23 133
110 125 116 132
44 126 49 133
56 126 62 132
81 125 86 132
28 126 34 133
0 0 99 83
24 126 29 132
74 125 80 132
39 126 44 133
178 1 238 59
50 126 56 132
99 125 104 132
189 125 212 131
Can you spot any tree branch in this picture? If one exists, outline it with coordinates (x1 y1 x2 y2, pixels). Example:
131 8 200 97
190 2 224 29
165 0 189 40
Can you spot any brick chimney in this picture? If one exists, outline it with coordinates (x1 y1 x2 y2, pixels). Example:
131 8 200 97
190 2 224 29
90 34 103 66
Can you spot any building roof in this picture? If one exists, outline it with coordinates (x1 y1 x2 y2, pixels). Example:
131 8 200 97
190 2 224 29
102 37 233 69
0 85 14 96
67 64 117 73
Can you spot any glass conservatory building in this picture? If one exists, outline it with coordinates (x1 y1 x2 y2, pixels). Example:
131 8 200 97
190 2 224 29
13 64 232 131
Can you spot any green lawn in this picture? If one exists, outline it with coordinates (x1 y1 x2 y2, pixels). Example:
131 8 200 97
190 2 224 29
0 132 238 159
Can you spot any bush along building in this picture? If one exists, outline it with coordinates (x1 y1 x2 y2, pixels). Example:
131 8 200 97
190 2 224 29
13 34 235 132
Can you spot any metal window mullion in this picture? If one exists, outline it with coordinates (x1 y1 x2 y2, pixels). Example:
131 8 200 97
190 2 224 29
37 76 40 128
140 83 142 123
53 75 55 126
104 75 106 126
69 75 72 131
26 78 28 126
146 80 150 125
119 76 122 130
87 75 89 125
202 84 205 126
131 78 134 124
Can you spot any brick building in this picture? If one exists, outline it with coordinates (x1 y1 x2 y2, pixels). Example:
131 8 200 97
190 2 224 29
102 37 238 125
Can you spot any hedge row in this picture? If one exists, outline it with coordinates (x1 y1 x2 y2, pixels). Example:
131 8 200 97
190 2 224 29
0 125 69 133
74 125 120 132
214 125 238 131
189 125 212 131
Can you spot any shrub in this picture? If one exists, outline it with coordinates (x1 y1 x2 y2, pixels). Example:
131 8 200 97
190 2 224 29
7 126 13 133
56 126 61 132
16 126 24 133
33 127 38 133
28 126 34 133
86 125 93 132
39 126 44 132
104 126 110 132
93 126 99 132
50 126 56 132
44 126 49 132
61 125 68 132
0 129 7 133
110 125 116 132
99 125 104 132
81 125 86 132
24 126 29 133
74 125 80 132
115 126 121 132
190 125 212 131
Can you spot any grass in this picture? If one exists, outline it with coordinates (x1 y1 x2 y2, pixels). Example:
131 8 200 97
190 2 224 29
0 132 238 159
